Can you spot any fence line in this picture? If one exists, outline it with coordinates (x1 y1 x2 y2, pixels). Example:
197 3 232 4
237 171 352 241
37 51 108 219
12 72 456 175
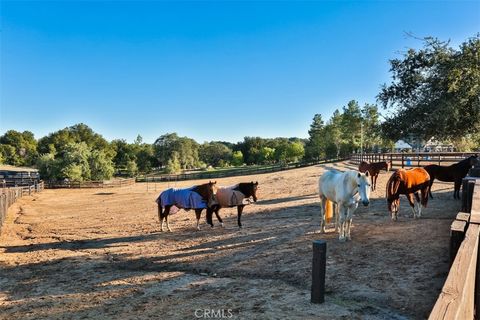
137 158 346 183
350 152 478 168
429 177 480 319
45 178 135 189
0 181 44 235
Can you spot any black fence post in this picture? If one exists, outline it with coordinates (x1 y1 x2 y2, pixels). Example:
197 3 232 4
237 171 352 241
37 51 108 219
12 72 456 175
311 240 326 304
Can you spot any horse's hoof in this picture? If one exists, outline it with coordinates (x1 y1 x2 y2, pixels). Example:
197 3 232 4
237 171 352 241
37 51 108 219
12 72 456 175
346 237 352 241
339 237 346 242
220 223 224 228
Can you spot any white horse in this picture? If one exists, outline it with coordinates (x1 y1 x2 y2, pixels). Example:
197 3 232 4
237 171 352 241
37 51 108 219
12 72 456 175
318 170 371 241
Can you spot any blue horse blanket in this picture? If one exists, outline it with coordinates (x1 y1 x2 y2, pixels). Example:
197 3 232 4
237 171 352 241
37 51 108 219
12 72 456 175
156 187 207 214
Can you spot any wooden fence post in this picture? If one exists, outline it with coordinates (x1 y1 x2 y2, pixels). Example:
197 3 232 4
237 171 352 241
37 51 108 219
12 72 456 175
311 240 326 304
450 219 467 266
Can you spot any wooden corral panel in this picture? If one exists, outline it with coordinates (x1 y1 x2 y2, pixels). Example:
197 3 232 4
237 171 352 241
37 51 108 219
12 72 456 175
430 224 480 319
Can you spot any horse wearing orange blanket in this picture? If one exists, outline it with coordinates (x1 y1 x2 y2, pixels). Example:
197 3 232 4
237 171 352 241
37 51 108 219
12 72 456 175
386 168 430 221
359 160 392 191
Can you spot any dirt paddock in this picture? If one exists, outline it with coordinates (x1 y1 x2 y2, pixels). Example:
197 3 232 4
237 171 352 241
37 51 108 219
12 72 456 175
0 162 460 319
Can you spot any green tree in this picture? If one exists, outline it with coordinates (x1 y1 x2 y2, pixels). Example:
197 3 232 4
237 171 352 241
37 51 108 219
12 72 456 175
165 151 181 174
379 34 480 141
199 142 233 167
58 142 92 181
125 160 138 177
258 146 275 164
89 150 115 180
154 133 200 169
36 153 60 181
285 141 305 162
231 151 244 166
305 114 325 161
38 123 113 156
0 130 38 166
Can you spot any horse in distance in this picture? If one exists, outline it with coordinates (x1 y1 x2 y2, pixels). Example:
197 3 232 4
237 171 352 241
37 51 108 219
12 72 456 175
386 168 430 221
358 160 392 191
207 181 258 228
156 181 217 231
424 155 478 199
318 170 370 241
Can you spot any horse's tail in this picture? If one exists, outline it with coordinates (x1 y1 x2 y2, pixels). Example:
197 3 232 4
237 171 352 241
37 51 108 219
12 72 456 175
421 184 430 208
156 195 164 218
325 199 334 223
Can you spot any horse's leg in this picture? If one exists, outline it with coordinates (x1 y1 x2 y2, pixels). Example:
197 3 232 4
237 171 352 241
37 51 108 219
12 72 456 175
338 205 347 242
454 179 462 200
414 192 422 218
165 211 172 232
407 193 416 218
334 203 339 233
195 209 202 230
158 203 164 232
206 207 214 228
429 177 435 199
371 174 375 191
345 205 355 241
319 196 326 233
374 174 379 191
215 207 224 227
237 205 245 228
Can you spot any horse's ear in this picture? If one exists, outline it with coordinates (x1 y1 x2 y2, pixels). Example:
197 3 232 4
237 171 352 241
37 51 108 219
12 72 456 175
365 171 369 177
357 173 361 178
255 181 258 185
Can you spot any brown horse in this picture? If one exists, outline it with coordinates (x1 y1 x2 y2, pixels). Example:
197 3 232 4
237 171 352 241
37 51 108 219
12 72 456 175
424 155 478 199
386 168 430 221
206 181 258 228
359 160 392 191
156 181 217 231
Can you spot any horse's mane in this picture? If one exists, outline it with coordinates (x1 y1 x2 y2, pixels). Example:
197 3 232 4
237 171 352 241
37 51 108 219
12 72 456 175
386 170 402 199
451 155 477 169
192 183 213 200
235 183 254 197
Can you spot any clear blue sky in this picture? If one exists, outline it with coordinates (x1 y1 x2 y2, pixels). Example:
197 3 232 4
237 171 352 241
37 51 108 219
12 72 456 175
1 1 479 144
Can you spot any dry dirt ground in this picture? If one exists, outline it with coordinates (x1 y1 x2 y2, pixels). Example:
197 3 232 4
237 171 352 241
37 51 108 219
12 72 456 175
0 162 461 319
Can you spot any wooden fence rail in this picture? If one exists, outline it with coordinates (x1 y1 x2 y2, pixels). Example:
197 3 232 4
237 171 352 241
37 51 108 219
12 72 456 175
45 178 135 189
0 181 44 235
137 158 346 183
350 152 478 168
429 178 480 319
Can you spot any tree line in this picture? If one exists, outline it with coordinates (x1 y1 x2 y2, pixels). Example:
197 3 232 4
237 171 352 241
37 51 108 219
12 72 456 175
1 34 478 181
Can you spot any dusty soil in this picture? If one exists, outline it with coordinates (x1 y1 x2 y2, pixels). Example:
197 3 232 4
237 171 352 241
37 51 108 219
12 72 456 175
0 162 460 319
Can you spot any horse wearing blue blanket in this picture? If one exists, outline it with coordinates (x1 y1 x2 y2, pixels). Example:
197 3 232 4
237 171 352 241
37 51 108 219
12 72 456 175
156 181 217 231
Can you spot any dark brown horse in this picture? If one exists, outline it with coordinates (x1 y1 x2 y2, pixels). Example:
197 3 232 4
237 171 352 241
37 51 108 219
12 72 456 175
359 160 392 191
157 181 217 231
386 168 430 221
424 155 478 199
206 181 258 228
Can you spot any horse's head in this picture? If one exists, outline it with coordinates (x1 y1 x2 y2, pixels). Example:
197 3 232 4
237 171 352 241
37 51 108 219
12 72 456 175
206 180 218 205
386 172 401 220
469 155 479 167
386 161 393 171
355 172 370 206
250 181 259 202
